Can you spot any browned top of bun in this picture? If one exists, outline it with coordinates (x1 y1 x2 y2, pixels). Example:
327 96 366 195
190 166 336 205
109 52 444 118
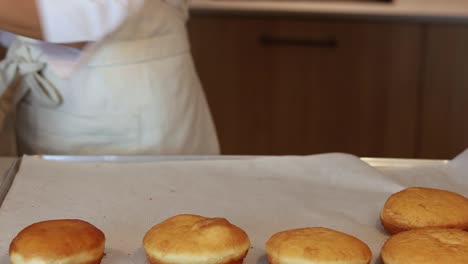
381 228 468 264
10 219 105 260
143 214 250 263
266 227 372 264
381 187 468 234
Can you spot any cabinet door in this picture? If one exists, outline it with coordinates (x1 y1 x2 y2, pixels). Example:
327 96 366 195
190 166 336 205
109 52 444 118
266 19 422 157
188 16 274 154
419 25 468 159
188 16 423 157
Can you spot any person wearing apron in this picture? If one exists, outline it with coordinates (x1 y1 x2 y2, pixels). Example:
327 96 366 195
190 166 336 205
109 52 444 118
0 0 220 156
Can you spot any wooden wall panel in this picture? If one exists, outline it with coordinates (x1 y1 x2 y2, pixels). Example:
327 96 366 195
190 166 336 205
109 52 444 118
188 16 423 157
419 25 468 159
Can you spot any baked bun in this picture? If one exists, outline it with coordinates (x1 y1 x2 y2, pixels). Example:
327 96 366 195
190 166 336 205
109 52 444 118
9 219 106 264
266 227 372 264
143 214 250 264
381 228 468 264
381 187 468 234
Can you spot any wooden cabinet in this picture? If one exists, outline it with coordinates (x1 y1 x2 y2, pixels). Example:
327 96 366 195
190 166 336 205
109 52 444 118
188 17 273 154
188 16 425 157
266 20 422 157
418 25 468 159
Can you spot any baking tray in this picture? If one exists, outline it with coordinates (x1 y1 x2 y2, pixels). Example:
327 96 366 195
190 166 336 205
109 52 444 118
0 154 459 264
38 155 256 163
38 154 449 168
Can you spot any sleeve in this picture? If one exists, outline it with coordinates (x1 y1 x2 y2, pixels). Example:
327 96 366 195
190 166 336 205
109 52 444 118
36 0 144 43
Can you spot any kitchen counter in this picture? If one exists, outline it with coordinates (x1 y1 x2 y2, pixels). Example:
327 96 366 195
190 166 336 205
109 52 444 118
190 0 468 23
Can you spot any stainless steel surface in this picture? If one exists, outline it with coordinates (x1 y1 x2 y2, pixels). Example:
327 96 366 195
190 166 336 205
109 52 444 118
38 155 257 163
190 0 468 24
38 155 448 168
213 0 392 2
361 157 449 168
260 35 338 48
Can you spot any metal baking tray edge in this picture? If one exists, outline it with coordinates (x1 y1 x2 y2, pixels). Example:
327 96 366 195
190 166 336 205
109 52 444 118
36 155 257 163
35 155 449 168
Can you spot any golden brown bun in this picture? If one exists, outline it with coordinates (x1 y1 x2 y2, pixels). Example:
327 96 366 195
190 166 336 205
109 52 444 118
266 227 372 264
381 187 468 234
9 219 105 264
381 228 468 264
143 214 251 264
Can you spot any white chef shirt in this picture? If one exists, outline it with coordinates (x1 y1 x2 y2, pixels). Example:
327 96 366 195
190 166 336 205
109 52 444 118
0 0 188 77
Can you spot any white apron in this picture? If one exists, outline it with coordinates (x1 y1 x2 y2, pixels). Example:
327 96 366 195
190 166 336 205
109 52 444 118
0 0 219 156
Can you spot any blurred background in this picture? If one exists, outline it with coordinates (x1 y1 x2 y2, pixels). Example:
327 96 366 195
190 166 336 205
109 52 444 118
187 0 468 159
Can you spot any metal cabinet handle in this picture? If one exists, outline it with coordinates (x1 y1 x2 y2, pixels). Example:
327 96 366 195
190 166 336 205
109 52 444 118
260 35 338 48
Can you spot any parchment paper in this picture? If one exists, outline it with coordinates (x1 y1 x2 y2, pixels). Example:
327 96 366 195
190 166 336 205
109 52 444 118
0 152 466 264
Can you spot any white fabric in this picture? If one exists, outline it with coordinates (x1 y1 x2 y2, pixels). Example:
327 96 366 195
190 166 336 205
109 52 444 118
36 0 144 43
1 31 85 78
36 0 188 43
0 0 219 156
1 0 190 78
0 40 60 156
35 42 82 78
33 0 144 77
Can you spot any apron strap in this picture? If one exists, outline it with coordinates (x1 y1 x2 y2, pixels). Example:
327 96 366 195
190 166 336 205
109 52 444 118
0 40 62 156
0 40 62 106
